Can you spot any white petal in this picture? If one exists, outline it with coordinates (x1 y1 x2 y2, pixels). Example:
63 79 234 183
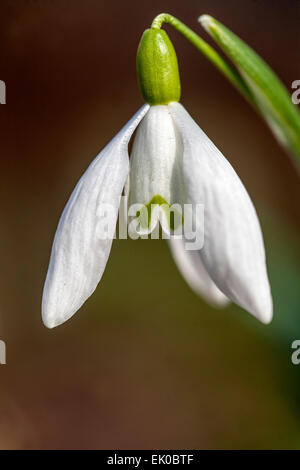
168 237 230 307
169 102 273 324
42 105 149 328
128 105 185 233
129 105 184 205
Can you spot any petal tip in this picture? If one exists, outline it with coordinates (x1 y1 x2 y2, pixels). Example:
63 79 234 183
249 293 273 325
42 316 56 329
42 310 60 329
42 301 69 329
258 306 273 325
213 295 231 309
42 314 68 329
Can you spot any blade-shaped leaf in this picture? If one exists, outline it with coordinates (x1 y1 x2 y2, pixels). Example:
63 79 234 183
199 15 300 163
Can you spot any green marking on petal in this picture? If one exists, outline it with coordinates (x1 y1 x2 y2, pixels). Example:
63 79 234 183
137 195 183 231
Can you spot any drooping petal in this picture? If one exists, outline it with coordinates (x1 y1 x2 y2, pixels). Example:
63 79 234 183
42 105 149 328
169 102 273 324
128 105 185 234
168 237 230 307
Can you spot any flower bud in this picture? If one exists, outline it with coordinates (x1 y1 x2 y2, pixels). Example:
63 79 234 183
136 29 181 105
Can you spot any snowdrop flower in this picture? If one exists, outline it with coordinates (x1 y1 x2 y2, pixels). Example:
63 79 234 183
42 25 272 328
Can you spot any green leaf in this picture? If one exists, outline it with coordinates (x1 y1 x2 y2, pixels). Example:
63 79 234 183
199 15 300 163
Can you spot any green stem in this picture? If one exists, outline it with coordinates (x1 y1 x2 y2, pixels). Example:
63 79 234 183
151 13 254 103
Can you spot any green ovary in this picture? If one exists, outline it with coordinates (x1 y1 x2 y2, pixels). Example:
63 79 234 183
136 29 181 105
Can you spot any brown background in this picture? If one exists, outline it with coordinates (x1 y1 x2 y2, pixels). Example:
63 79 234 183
0 0 299 449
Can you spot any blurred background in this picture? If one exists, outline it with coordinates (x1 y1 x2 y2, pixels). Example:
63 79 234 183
0 0 299 449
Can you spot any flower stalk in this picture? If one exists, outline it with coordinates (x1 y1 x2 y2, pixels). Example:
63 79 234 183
150 13 253 103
